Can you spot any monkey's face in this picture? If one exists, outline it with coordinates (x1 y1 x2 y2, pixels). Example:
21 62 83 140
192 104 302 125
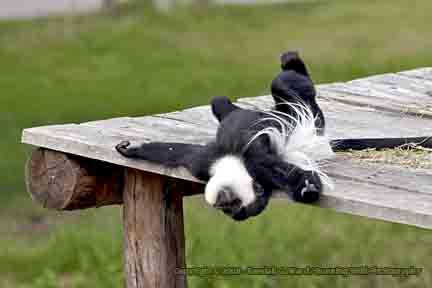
213 180 269 221
203 154 271 221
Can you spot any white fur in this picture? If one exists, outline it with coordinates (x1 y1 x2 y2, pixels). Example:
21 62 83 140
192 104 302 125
204 155 256 206
248 102 335 189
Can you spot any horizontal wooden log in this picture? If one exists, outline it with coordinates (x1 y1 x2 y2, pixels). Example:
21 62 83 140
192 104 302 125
25 148 124 210
25 148 204 210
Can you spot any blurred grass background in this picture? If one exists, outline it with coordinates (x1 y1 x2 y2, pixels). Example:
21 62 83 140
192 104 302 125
1 0 432 287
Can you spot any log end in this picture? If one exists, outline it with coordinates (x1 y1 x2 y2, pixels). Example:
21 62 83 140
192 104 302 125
25 148 123 210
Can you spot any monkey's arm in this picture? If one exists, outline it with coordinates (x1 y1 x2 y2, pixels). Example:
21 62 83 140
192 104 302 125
116 141 221 181
245 152 322 203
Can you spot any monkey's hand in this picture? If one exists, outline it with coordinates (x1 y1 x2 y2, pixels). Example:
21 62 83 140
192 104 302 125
292 171 322 203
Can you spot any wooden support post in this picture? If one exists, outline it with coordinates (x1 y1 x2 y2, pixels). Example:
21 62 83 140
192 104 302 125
123 169 187 288
25 148 202 287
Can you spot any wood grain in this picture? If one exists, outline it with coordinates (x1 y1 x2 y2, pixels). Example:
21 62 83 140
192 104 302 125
399 67 432 81
123 169 186 288
25 148 123 210
318 71 432 118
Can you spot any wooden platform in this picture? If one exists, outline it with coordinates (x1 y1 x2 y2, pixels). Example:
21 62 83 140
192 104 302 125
22 67 432 229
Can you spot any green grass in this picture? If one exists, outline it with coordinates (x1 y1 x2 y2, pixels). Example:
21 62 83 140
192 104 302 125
1 0 432 287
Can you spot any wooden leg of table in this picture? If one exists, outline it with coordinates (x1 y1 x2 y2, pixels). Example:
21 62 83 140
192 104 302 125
123 169 187 288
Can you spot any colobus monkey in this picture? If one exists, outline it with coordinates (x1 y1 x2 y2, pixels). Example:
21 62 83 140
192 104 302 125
116 51 432 221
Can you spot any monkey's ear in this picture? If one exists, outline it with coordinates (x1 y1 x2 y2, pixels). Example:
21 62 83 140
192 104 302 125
280 51 310 77
211 96 241 122
116 141 219 181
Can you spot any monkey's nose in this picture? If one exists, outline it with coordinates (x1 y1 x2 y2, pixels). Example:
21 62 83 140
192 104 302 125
213 187 242 210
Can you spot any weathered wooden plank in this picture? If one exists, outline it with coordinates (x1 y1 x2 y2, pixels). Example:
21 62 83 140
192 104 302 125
83 116 215 144
140 94 432 140
156 106 219 130
237 95 432 139
317 177 432 229
319 84 410 115
359 73 432 94
85 115 214 134
349 79 431 102
22 124 204 183
155 102 255 129
319 84 432 117
319 82 420 104
318 71 432 117
325 156 432 196
399 67 432 81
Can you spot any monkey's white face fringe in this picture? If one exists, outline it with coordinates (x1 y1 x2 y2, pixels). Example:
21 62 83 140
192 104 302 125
248 102 335 189
205 155 256 207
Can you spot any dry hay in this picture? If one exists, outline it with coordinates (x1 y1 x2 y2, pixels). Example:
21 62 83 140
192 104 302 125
339 144 432 169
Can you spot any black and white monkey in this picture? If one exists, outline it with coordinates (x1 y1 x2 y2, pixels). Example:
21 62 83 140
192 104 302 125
116 51 432 221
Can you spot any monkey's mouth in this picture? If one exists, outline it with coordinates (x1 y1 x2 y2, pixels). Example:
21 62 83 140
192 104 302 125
216 182 270 221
